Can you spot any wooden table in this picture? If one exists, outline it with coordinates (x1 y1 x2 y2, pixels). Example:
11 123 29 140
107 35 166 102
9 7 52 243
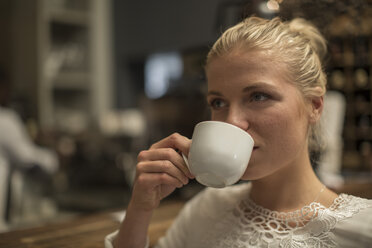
0 200 185 248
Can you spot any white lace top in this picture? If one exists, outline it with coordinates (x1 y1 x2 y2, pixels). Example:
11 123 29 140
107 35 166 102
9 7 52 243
105 183 372 248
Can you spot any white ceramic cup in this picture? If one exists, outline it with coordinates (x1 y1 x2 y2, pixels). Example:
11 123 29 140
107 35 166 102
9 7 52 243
183 121 254 188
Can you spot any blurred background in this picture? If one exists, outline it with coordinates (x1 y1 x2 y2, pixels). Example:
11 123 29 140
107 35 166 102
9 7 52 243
0 0 371 231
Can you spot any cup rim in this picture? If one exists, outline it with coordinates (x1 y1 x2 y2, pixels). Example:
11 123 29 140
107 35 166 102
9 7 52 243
195 121 254 143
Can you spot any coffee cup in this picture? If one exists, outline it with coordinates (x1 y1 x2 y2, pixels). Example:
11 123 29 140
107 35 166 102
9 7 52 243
183 121 254 188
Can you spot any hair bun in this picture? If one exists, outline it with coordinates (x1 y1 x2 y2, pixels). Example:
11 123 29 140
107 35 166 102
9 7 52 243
288 18 327 61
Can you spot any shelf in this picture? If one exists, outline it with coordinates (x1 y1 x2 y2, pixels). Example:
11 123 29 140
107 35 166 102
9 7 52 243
354 101 371 114
327 33 372 172
37 0 113 133
48 9 90 26
52 71 90 90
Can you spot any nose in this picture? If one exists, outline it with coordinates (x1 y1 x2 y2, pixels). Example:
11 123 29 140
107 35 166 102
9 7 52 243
225 104 249 131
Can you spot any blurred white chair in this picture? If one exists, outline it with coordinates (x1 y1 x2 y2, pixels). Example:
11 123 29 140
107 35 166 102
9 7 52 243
0 107 59 227
0 107 58 175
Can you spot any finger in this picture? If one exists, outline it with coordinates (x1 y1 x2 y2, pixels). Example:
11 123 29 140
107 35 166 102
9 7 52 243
173 151 195 179
138 148 194 178
136 172 183 190
150 133 191 156
137 160 189 185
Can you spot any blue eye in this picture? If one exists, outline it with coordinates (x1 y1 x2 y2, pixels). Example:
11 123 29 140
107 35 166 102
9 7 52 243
252 92 270 101
209 99 227 109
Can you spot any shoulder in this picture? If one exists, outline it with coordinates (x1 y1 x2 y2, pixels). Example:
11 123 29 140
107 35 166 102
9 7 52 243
332 194 372 244
333 194 372 217
331 194 372 221
0 107 21 126
0 107 18 118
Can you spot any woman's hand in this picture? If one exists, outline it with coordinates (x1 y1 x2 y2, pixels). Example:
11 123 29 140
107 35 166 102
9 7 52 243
130 133 194 212
114 133 193 248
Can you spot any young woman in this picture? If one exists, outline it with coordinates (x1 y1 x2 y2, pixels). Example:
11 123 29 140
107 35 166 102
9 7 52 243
106 16 372 248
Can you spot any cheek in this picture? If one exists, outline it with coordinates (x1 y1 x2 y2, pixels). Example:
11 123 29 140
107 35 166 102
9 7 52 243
254 115 287 142
254 110 308 148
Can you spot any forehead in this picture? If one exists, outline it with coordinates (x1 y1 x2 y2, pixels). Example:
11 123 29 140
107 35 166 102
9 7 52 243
206 50 291 90
207 49 285 77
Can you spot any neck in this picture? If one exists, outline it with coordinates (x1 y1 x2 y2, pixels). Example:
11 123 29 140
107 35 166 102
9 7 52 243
249 153 332 212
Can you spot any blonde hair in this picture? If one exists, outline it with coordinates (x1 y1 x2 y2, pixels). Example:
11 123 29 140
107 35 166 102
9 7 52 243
206 16 328 153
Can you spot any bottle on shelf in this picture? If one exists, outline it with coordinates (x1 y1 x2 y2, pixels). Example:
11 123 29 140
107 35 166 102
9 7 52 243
354 68 369 89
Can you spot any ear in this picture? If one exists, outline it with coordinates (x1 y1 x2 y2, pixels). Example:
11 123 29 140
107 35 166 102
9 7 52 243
309 94 324 124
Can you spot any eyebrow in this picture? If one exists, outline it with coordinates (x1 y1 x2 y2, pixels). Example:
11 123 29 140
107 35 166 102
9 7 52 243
242 82 277 92
207 82 278 96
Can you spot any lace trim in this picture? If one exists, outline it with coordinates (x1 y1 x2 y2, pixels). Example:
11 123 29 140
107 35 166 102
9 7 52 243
237 198 326 230
202 194 372 248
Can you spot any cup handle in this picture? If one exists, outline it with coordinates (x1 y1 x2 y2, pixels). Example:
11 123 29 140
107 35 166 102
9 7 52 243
182 153 190 170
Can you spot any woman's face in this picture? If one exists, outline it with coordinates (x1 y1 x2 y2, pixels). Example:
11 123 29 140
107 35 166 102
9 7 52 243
206 50 313 180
